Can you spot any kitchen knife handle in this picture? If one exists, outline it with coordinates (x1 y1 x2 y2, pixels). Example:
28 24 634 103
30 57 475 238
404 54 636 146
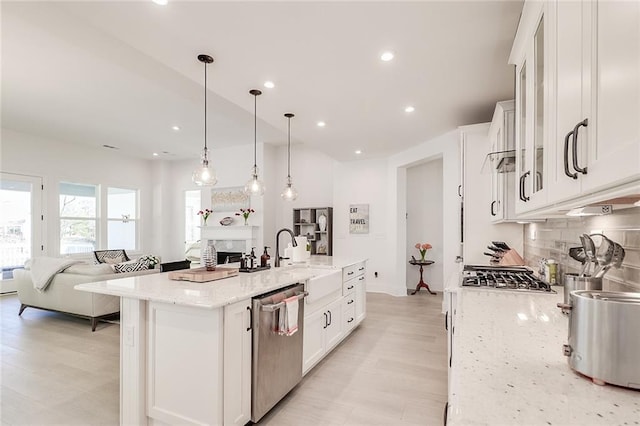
564 129 577 179
571 119 588 175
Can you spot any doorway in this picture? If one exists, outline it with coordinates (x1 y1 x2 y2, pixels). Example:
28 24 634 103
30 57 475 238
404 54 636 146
0 172 43 293
405 159 444 292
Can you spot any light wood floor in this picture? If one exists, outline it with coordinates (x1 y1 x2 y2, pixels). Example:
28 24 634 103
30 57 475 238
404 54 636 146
1 291 447 426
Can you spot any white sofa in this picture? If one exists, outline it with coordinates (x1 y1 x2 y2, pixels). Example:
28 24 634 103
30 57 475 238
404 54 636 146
14 263 159 331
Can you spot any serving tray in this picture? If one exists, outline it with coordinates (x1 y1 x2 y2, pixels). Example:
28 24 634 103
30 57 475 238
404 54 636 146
168 267 239 282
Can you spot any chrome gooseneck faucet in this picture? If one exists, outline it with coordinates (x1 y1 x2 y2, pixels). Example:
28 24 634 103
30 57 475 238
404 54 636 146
275 228 298 267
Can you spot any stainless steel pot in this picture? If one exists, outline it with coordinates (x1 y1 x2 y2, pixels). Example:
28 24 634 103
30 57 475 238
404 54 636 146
562 273 602 305
562 290 640 389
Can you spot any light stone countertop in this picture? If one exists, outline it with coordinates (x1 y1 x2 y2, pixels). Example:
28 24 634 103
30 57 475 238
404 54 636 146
448 287 640 425
75 257 365 309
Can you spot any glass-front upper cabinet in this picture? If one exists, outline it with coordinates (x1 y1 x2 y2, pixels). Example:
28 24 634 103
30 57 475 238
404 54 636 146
533 17 544 194
509 1 548 215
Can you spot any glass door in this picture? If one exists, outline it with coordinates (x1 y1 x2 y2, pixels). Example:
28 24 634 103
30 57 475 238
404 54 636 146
0 173 43 289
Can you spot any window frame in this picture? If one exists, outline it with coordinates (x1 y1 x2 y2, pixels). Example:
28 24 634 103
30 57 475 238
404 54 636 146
58 182 141 257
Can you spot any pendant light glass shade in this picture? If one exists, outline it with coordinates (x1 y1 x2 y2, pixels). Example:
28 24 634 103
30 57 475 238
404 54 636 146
281 113 298 201
192 54 217 187
245 89 265 196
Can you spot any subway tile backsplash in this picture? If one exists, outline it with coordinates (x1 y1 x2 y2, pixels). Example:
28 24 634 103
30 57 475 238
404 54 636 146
523 209 640 292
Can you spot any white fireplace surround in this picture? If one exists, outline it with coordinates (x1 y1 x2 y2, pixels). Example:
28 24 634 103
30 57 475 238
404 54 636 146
200 226 259 258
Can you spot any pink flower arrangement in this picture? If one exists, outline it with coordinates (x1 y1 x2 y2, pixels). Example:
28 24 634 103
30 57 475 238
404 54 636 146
197 208 213 225
236 208 255 224
415 243 432 260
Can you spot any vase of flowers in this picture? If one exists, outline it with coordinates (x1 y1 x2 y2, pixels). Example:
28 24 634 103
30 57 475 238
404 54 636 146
197 208 213 226
236 208 255 226
415 243 432 261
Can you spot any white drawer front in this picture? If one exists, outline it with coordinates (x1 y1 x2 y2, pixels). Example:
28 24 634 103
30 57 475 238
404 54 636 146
342 279 356 296
343 304 356 333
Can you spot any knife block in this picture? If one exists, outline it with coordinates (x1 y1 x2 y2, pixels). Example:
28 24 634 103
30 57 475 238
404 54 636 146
499 249 525 266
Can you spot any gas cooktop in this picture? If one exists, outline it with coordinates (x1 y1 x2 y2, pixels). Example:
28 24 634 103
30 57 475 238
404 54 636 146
462 265 554 292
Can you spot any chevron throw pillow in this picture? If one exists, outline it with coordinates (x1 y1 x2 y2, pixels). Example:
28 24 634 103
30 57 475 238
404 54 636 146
113 259 149 273
94 250 130 264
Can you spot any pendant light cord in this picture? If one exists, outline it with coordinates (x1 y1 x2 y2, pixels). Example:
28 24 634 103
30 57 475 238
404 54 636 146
287 116 291 178
204 61 207 152
253 94 257 168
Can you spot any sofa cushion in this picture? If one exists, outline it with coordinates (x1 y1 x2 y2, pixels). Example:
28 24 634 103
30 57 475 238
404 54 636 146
94 250 129 264
64 263 115 276
113 259 149 273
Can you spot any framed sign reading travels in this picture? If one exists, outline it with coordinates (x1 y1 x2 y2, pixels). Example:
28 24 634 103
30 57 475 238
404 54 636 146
349 204 369 234
211 186 250 212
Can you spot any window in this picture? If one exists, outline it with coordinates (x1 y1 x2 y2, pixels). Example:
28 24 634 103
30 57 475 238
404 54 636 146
59 182 97 255
59 183 139 255
185 190 201 245
107 187 138 250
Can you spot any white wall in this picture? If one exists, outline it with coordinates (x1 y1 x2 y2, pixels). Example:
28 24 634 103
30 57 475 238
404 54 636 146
0 127 157 258
406 159 444 291
333 158 393 293
271 144 335 257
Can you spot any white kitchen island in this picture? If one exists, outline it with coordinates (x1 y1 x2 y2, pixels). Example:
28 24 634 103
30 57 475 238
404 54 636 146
75 258 367 426
446 287 640 425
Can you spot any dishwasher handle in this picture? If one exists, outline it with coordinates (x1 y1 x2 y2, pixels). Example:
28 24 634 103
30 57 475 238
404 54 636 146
260 291 309 312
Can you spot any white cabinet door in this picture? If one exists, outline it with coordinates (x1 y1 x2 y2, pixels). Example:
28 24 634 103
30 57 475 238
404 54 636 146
325 298 344 351
302 309 326 374
549 0 639 205
223 299 251 426
582 0 640 192
355 275 366 324
512 2 550 214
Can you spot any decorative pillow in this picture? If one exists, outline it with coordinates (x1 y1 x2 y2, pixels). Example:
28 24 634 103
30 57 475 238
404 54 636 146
113 259 149 274
94 250 129 265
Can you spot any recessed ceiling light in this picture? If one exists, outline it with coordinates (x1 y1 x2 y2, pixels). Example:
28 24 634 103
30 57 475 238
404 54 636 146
380 51 394 62
152 0 168 5
317 121 326 127
405 106 415 113
264 81 275 89
355 150 362 155
153 152 159 157
172 125 180 131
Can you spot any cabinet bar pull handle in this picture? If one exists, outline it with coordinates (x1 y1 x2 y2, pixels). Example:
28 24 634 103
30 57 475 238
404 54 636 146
490 200 497 216
323 312 328 329
358 276 364 281
347 285 354 290
327 310 332 326
564 129 577 179
358 267 365 271
445 311 448 331
457 185 462 197
347 271 354 276
347 318 354 323
519 173 526 202
247 306 252 332
571 119 588 175
347 299 354 304
522 171 530 201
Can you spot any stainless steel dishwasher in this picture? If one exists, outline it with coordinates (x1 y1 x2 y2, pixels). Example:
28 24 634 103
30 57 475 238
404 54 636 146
251 283 307 422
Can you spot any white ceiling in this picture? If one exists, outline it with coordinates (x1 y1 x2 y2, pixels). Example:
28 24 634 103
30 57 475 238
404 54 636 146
1 1 523 162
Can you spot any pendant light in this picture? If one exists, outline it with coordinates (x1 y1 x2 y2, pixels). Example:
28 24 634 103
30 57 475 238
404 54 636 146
281 113 298 201
192 54 217 186
244 89 265 196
